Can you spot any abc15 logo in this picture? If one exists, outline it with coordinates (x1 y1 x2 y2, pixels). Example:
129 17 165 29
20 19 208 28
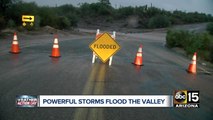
174 90 199 104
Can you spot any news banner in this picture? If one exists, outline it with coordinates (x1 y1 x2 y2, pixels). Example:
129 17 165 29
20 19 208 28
16 90 199 108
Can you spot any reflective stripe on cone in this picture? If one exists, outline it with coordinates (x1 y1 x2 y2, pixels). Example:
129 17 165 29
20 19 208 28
187 52 197 74
50 34 61 58
133 45 143 66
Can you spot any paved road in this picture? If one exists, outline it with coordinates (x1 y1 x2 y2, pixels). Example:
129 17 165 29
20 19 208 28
0 32 212 120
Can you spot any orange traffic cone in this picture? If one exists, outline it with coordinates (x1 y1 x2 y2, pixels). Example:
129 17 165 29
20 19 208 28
10 32 20 54
187 52 197 74
133 45 143 66
50 35 60 58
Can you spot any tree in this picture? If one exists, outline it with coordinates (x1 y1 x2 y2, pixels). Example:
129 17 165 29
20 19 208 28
99 0 111 6
0 0 15 30
0 0 18 15
5 1 38 26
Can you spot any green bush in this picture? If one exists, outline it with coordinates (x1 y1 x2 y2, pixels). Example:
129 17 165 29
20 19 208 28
207 22 213 35
66 13 78 27
198 32 212 50
38 6 58 27
146 7 162 17
117 7 135 18
97 3 112 15
166 30 178 48
184 35 200 55
166 30 191 48
79 3 112 17
148 15 171 28
7 19 16 28
17 26 25 32
106 16 113 23
198 50 210 61
210 45 213 63
166 29 213 62
57 16 71 29
0 15 6 30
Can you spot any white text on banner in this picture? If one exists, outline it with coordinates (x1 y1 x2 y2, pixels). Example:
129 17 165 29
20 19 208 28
39 95 173 107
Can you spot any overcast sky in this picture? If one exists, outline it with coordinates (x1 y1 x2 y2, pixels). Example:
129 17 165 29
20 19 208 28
22 0 213 15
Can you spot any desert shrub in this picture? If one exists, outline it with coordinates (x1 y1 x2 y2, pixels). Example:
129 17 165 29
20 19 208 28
0 15 6 30
38 6 58 27
210 45 213 62
166 30 191 48
17 26 25 32
207 22 213 35
166 30 178 48
148 15 171 28
57 16 71 29
117 7 135 18
79 2 112 18
7 19 16 28
105 17 113 23
66 13 78 27
166 29 213 62
97 3 112 15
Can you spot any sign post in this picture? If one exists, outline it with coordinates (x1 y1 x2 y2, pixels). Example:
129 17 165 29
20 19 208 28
109 31 116 66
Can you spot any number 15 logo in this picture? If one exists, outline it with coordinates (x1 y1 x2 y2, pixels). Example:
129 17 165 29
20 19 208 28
187 91 199 103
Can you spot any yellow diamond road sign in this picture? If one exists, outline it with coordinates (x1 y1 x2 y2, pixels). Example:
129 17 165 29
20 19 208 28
89 33 121 63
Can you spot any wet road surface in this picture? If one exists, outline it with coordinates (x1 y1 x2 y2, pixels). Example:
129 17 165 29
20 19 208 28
0 32 212 120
